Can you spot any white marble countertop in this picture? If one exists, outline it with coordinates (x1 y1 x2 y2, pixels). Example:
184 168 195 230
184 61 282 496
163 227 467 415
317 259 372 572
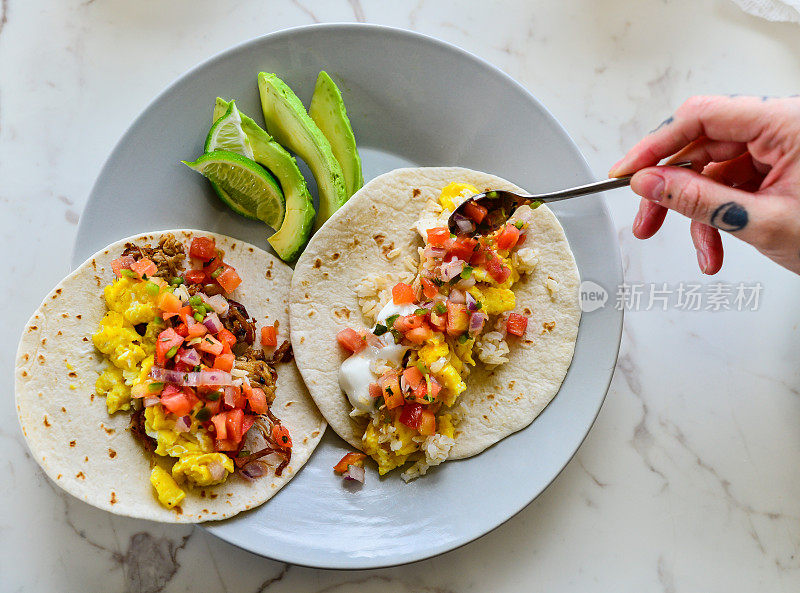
3 1 800 591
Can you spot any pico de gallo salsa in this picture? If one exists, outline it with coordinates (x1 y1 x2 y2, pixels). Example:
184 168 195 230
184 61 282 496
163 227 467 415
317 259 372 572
335 182 542 482
93 234 293 510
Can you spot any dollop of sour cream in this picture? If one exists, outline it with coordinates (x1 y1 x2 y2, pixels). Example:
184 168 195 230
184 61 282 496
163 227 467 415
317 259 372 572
339 301 417 413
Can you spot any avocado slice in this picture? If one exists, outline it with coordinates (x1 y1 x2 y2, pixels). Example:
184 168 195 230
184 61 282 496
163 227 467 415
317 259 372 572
257 72 347 230
212 98 315 262
309 71 364 198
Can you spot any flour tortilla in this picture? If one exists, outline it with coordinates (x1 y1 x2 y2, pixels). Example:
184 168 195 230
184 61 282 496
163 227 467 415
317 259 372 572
15 230 325 523
290 167 580 460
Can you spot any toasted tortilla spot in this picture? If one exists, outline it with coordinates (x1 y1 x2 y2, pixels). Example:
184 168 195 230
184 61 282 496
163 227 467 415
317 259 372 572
508 381 515 389
57 474 62 479
76 472 85 479
108 449 116 458
373 233 386 245
61 313 68 318
412 188 421 197
61 407 66 413
265 269 272 279
542 321 555 333
209 493 218 499
313 258 322 268
523 307 532 315
82 337 89 342
29 326 37 331
43 416 50 427
21 371 27 377
110 492 117 504
331 252 340 260
76 314 82 320
38 355 45 364
69 440 76 447
68 372 77 378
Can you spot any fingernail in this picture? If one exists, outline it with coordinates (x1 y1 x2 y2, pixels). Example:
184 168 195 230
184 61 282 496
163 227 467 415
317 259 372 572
697 249 708 274
608 157 626 177
636 173 665 202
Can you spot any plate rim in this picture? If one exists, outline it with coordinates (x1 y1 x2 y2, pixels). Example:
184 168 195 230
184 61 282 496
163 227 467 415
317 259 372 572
73 22 624 569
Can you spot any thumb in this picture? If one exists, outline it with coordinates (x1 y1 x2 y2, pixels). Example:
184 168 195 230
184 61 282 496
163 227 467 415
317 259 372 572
630 167 764 243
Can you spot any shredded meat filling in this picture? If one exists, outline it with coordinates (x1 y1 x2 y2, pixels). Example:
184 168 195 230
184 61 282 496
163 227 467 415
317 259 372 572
234 358 277 404
129 408 155 453
223 299 256 347
121 234 186 279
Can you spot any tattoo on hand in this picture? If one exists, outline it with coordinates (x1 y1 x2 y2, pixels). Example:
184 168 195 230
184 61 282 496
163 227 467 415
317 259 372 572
710 202 748 232
651 116 674 133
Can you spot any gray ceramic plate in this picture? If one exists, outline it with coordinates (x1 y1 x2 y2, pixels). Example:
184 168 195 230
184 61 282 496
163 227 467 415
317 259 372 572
73 24 623 569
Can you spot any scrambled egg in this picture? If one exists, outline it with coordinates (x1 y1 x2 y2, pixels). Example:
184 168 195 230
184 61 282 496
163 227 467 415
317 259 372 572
150 466 185 509
362 415 419 475
93 278 161 413
172 453 234 487
418 334 466 405
95 367 131 413
104 277 161 324
144 405 214 457
468 286 515 315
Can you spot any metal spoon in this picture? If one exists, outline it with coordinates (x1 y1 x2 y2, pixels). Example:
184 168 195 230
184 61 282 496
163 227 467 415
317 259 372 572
448 161 693 235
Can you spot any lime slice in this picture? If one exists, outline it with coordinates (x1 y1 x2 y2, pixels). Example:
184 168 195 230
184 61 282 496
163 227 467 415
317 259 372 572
183 151 286 229
205 102 255 159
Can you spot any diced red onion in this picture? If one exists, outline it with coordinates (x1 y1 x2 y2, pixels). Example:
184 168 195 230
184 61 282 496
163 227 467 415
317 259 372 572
449 289 466 304
440 259 465 282
364 332 385 350
343 464 365 483
223 385 238 408
209 461 226 482
202 312 224 334
455 276 476 290
240 461 268 480
452 213 475 235
423 246 446 260
175 415 191 433
466 292 479 311
469 312 487 335
177 348 201 367
202 293 229 316
399 374 410 393
149 367 231 386
143 397 160 408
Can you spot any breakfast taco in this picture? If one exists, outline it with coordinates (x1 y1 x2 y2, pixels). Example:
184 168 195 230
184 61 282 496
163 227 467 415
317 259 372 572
15 230 325 522
290 167 580 481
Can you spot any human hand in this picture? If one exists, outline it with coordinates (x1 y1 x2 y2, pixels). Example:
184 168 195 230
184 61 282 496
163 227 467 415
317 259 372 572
609 95 800 275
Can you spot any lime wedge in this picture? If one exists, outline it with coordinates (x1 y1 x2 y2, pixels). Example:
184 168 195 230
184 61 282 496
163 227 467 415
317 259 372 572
205 102 254 158
182 151 286 229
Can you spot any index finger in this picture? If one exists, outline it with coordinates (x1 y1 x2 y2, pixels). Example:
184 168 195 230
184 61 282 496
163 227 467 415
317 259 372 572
609 95 772 176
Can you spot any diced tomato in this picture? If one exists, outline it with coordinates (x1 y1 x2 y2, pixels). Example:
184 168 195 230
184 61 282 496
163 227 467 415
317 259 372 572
202 256 224 279
381 373 404 409
486 257 511 283
421 277 439 299
246 386 268 414
187 321 207 339
447 237 478 261
199 335 223 356
156 327 185 365
130 258 157 280
506 313 528 337
242 415 256 438
426 227 450 247
392 282 416 305
225 408 244 443
189 237 217 262
157 291 182 314
333 452 367 473
496 224 521 251
173 323 189 338
110 255 136 278
185 269 206 284
469 246 491 266
211 414 228 439
214 438 238 452
418 410 436 435
428 377 442 400
405 324 432 344
393 314 423 332
223 385 247 410
399 403 424 430
160 389 198 417
162 384 180 398
215 266 242 293
213 353 234 372
260 325 277 347
429 309 446 331
412 376 441 403
368 382 383 399
402 366 424 390
203 398 222 416
463 201 488 224
336 328 366 353
516 233 526 246
446 302 469 336
217 328 236 348
177 306 194 326
272 423 293 449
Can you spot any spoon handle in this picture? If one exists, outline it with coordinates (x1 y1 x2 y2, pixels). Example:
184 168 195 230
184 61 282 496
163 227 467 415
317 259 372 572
534 161 693 203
